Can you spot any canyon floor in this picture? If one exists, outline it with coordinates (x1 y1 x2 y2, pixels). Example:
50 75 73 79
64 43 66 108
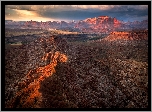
5 29 149 108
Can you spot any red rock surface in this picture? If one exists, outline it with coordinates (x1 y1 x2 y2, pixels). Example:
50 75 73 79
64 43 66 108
5 37 68 108
75 16 122 33
103 30 148 41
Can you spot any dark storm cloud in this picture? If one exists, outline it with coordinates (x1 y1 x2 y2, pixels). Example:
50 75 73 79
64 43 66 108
6 5 36 11
101 6 148 21
5 5 148 22
39 10 102 21
38 5 148 22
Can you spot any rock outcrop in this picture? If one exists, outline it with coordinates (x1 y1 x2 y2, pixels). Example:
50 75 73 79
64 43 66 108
5 16 148 33
5 36 69 108
6 50 67 108
103 30 148 41
75 16 122 33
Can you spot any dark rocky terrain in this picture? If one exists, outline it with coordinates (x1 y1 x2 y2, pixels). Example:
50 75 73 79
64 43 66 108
5 29 148 108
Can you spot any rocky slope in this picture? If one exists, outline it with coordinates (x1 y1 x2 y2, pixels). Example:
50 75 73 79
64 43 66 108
5 32 148 108
5 36 69 108
103 30 148 41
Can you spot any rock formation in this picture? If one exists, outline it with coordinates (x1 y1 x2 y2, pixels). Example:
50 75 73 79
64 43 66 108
103 30 148 41
5 16 148 33
6 50 67 108
5 36 69 108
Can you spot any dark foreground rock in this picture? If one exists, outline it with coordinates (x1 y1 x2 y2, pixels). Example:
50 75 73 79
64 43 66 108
5 33 148 108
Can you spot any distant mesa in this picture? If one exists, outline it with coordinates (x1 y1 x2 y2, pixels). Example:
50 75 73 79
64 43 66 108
5 15 148 33
103 30 148 41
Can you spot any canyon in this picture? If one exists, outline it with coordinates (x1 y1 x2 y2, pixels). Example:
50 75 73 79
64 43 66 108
4 14 149 108
5 29 148 108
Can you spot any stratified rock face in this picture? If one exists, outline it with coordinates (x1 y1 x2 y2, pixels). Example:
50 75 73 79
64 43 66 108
103 30 148 41
84 16 121 27
75 16 122 33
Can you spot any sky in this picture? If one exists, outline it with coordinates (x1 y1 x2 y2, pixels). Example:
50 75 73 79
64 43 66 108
5 5 148 22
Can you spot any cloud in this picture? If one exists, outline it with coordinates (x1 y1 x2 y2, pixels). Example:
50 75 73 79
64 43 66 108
127 5 148 10
5 5 148 11
5 6 54 21
15 10 38 16
108 6 148 21
6 5 36 11
37 5 148 21
5 5 148 22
